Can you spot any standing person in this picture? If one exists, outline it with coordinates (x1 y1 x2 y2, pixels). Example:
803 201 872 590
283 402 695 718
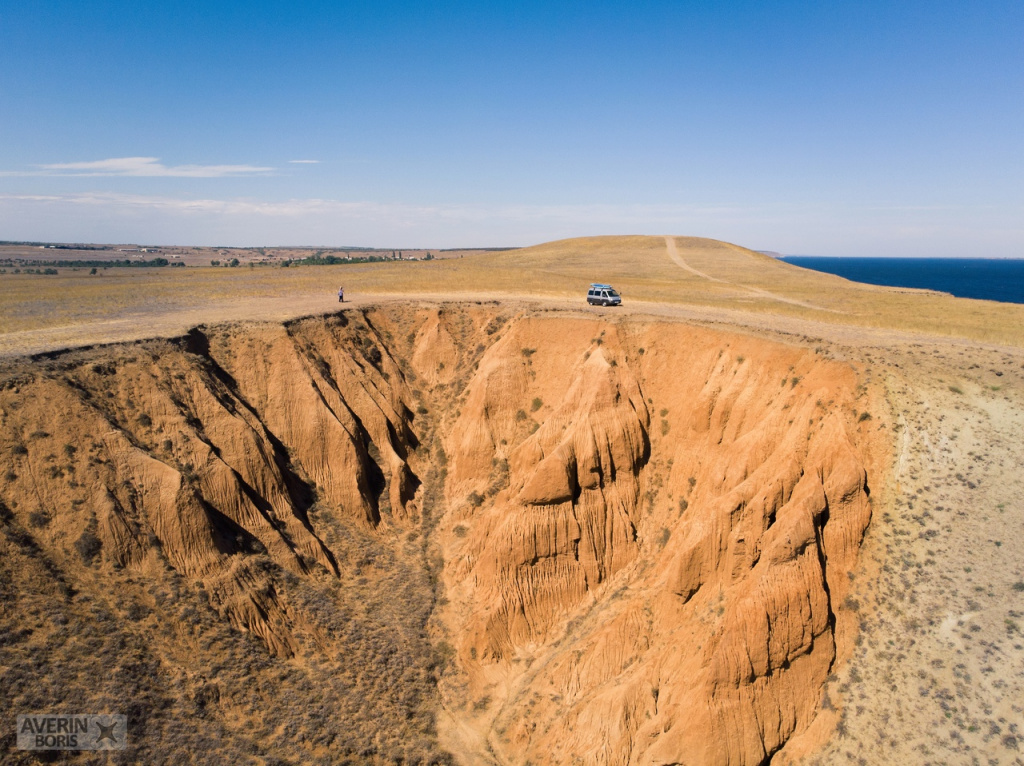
338 286 344 303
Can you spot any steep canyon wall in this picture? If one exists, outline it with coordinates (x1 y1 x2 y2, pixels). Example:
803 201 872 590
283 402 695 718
0 305 883 765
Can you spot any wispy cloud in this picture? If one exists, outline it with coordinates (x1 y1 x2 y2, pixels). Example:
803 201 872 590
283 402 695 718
0 157 274 178
0 192 749 245
1 192 1018 255
288 159 320 164
0 191 741 223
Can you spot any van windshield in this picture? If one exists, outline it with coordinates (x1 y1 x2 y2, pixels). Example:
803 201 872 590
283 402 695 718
606 289 619 297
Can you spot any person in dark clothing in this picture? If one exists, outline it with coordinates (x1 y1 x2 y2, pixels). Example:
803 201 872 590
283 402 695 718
338 287 344 303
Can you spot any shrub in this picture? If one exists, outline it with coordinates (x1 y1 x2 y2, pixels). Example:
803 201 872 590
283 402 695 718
858 412 872 422
75 529 102 564
28 511 49 528
514 409 527 422
530 398 542 412
473 695 491 711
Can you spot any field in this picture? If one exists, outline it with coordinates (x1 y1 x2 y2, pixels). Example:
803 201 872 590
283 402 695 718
3 237 1023 357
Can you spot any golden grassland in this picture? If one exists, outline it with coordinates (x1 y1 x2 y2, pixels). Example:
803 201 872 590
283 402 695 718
2 235 1023 347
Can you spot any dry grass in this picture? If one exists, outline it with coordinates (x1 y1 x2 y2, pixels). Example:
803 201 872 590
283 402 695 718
3 235 1024 349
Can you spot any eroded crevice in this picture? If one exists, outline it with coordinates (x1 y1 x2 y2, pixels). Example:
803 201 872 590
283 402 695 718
0 304 882 765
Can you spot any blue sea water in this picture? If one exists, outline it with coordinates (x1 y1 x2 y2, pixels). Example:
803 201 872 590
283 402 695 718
781 257 1024 305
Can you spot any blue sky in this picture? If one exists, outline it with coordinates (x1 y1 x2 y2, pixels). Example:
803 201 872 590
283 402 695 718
0 1 1021 255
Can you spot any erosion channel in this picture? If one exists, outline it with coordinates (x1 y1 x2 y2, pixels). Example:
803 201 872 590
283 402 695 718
0 304 886 765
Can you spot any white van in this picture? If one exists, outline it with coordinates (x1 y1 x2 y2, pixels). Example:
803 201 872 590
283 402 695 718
587 283 621 306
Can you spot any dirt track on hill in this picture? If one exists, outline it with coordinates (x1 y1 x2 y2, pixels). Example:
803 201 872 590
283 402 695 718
664 236 839 313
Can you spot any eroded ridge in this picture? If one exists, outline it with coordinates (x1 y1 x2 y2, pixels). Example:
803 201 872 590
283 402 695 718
428 314 879 765
0 304 882 764
0 310 447 763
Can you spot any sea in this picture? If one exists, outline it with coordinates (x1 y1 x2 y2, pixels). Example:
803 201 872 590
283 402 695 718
781 257 1024 305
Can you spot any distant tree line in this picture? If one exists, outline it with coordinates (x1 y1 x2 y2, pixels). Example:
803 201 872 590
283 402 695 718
288 253 389 266
0 257 171 268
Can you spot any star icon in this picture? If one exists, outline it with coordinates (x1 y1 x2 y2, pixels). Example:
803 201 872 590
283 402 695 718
95 719 119 744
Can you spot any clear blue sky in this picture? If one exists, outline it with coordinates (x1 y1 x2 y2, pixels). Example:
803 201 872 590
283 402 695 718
1 0 1021 255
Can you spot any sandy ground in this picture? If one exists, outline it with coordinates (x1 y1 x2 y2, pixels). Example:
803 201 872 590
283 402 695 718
809 344 1024 766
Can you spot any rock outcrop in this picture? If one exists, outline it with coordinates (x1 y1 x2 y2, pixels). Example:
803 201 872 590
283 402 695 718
433 316 878 766
0 305 883 764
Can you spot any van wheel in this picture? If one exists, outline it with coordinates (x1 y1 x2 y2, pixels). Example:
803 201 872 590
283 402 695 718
602 300 609 306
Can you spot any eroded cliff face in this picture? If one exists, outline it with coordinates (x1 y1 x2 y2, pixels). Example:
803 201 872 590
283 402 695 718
0 305 884 765
430 315 880 766
0 311 444 763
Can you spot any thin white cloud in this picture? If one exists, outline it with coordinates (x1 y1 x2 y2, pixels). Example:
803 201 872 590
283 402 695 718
0 157 274 178
0 191 740 223
0 192 1019 255
288 159 320 164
